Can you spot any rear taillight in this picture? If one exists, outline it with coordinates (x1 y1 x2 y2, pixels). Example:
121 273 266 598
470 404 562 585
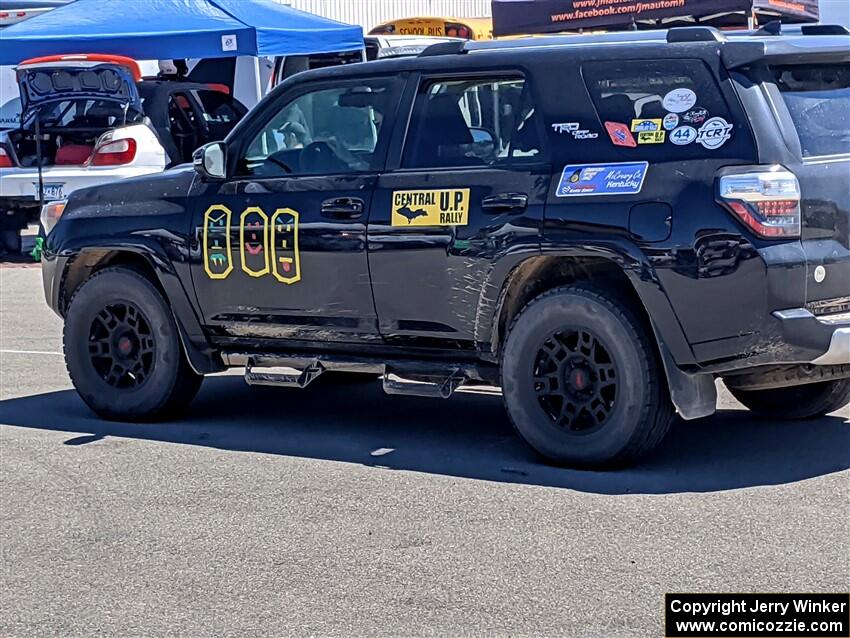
0 147 13 168
717 167 801 239
91 138 137 166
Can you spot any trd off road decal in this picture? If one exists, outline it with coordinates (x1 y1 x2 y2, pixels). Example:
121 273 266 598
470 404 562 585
391 189 470 227
203 205 233 280
271 208 301 284
203 204 300 284
240 207 270 277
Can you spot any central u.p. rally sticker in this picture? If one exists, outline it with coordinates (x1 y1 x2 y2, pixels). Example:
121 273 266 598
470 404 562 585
392 189 470 227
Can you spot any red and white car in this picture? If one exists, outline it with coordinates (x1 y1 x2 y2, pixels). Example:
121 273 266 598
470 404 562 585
0 54 247 252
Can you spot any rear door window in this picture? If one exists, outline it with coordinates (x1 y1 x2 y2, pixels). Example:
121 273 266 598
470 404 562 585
401 77 543 169
771 64 850 158
583 59 753 160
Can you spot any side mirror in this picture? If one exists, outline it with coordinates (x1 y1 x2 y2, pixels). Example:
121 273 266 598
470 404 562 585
469 127 496 146
193 142 227 180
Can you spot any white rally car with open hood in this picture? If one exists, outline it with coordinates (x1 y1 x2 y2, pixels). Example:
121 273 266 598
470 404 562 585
0 54 247 253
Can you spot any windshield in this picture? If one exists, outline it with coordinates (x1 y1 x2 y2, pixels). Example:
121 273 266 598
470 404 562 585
771 63 850 158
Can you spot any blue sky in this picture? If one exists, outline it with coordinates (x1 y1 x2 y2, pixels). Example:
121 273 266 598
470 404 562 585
819 0 850 26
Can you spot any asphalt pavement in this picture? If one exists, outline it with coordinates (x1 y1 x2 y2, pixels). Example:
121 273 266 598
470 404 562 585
1 265 848 637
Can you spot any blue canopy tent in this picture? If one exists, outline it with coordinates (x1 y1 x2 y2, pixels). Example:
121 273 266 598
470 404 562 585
0 0 364 65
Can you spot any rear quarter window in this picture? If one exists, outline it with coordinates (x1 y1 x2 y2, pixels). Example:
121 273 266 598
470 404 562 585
582 59 754 160
771 64 850 158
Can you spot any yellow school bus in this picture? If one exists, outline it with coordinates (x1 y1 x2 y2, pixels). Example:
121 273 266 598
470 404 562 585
369 16 494 41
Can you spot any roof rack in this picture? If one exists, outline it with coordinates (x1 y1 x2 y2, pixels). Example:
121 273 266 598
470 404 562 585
753 22 850 37
666 26 726 44
754 20 782 36
419 40 467 57
800 24 850 36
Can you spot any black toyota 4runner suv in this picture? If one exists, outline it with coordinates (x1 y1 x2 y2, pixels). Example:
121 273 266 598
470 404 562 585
42 26 850 468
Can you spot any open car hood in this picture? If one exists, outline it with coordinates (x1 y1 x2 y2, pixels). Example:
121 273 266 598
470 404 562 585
18 62 141 126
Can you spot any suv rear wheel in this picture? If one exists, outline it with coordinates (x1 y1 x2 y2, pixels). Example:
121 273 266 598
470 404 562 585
64 267 203 421
728 380 850 420
501 285 674 468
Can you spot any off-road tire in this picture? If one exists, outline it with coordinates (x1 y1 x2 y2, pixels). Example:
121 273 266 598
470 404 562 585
64 267 203 421
501 285 675 469
728 379 850 420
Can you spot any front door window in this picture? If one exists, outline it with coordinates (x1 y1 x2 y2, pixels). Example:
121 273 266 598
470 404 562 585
238 82 393 178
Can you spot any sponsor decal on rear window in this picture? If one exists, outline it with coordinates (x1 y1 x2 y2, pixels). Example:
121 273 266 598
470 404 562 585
638 131 665 145
669 126 698 146
663 88 697 113
682 107 708 125
556 162 648 198
604 121 636 148
696 117 733 150
631 119 662 133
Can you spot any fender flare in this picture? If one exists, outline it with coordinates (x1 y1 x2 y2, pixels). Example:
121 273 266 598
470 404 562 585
477 242 717 420
58 240 223 375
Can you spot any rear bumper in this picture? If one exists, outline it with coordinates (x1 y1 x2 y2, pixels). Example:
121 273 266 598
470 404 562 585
0 165 164 200
812 327 850 366
774 308 850 365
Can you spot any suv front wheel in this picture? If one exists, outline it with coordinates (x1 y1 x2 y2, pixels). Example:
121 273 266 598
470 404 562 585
64 267 203 421
501 285 674 468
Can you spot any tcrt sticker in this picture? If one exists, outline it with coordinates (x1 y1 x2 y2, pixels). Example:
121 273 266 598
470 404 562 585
631 119 662 133
663 88 697 114
392 189 470 226
696 117 733 150
669 126 698 146
556 162 649 198
638 131 665 145
605 121 637 148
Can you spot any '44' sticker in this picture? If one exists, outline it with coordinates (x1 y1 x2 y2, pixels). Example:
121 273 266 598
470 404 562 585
670 126 697 146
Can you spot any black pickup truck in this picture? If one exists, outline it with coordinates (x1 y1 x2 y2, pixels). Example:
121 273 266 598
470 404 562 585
42 25 850 468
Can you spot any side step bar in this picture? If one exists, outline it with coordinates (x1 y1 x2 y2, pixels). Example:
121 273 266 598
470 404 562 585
229 352 499 399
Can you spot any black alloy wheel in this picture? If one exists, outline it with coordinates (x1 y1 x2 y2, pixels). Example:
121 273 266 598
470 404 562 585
64 267 203 421
87 302 157 389
501 285 675 468
533 328 618 435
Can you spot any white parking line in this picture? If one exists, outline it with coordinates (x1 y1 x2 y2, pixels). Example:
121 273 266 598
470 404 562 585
0 349 63 356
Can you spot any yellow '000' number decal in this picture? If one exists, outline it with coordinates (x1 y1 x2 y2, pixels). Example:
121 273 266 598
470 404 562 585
240 207 270 278
271 208 301 285
204 204 300 284
204 205 233 280
391 189 470 227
